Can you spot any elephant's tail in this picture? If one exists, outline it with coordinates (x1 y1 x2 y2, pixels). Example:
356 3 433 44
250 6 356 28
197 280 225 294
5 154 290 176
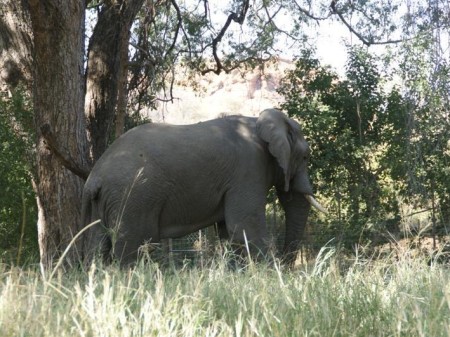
80 177 100 226
80 177 111 266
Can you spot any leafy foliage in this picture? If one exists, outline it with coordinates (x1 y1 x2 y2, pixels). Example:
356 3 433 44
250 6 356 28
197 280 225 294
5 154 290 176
278 45 450 248
0 89 38 262
395 30 450 225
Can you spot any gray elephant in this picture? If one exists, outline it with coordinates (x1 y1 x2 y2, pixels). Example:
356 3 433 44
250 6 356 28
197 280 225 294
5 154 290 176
80 108 325 265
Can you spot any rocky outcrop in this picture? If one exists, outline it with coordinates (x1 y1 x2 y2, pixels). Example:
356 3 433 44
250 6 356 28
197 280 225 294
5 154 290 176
147 59 293 124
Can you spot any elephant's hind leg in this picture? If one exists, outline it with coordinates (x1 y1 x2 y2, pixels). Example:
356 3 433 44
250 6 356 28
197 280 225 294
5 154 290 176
111 214 160 266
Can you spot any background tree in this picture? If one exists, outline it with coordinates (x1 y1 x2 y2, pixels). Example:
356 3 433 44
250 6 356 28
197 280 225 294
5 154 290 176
395 2 450 242
279 48 398 246
278 0 450 247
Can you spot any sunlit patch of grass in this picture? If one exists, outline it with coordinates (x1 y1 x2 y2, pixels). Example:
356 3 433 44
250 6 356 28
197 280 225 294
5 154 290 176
0 248 450 336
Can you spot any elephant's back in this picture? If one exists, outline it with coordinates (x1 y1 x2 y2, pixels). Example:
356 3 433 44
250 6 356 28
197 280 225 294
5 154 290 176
90 116 262 189
110 118 255 164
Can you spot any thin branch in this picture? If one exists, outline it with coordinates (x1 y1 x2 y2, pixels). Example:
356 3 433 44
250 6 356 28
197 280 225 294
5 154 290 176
294 0 331 21
130 41 156 62
202 54 272 76
158 64 177 103
203 0 209 20
330 0 404 47
261 4 300 42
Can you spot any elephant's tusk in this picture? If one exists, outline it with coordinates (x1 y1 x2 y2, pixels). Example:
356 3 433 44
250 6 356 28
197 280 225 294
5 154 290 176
305 195 328 214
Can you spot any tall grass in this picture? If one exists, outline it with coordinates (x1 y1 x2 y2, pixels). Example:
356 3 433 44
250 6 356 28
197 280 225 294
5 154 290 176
1 248 450 337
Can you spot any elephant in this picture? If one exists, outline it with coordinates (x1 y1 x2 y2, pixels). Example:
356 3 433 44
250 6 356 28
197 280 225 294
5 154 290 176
80 108 326 265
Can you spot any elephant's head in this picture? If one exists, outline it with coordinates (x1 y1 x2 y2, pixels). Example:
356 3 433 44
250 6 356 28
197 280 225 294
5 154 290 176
256 108 323 204
256 108 326 262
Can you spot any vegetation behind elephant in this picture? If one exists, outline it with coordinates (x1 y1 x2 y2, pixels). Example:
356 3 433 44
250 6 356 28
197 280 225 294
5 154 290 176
80 108 326 265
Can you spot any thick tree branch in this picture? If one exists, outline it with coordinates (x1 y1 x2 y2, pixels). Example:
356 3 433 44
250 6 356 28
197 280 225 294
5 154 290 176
168 0 187 57
85 0 145 161
201 0 250 74
203 0 209 20
40 124 91 180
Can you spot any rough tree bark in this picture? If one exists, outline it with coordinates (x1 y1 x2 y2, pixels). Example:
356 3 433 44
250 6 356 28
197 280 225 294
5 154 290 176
27 0 91 266
85 0 145 160
114 36 129 139
0 0 33 90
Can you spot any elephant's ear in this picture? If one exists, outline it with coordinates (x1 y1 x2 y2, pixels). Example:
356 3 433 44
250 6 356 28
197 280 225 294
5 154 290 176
256 109 292 191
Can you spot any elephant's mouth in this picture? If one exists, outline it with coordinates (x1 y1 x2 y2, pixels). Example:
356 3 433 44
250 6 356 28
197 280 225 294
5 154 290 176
305 195 327 214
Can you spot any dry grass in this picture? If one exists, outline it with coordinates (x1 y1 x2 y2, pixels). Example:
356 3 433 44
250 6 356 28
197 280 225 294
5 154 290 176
1 247 450 337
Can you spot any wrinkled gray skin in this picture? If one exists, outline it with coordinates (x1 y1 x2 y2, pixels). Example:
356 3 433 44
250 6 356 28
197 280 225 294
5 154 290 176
81 108 316 265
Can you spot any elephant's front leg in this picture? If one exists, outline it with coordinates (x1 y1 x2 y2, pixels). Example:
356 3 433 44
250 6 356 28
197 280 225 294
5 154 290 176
224 191 270 259
215 220 229 241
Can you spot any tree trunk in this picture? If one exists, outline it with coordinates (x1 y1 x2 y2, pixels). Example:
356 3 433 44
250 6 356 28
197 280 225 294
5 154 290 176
28 0 90 267
114 29 129 138
0 0 33 90
85 0 145 160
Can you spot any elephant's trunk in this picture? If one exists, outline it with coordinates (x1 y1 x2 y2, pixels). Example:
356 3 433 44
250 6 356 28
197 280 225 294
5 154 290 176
278 191 311 265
